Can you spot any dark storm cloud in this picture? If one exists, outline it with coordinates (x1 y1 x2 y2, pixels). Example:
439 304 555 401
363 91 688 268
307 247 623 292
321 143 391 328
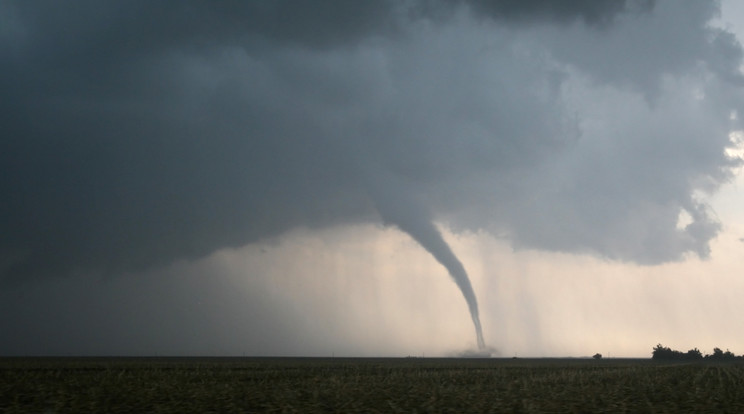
1 0 742 282
462 0 654 25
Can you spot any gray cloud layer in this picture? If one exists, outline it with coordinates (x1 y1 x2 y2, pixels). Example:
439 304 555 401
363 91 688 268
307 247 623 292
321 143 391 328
1 0 742 282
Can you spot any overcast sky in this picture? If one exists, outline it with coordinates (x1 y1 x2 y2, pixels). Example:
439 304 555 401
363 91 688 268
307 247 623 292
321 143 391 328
3 0 744 357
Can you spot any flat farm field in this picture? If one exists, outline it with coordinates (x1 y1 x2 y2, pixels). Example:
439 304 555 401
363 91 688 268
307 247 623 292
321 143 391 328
3 357 744 413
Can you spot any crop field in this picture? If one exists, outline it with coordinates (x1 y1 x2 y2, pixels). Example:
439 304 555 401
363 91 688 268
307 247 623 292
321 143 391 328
3 357 744 413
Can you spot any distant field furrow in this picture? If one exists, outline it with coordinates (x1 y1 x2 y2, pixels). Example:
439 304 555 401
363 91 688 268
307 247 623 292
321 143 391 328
2 358 744 413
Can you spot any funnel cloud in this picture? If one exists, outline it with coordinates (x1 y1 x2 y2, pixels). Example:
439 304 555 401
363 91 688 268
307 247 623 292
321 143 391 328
368 174 486 348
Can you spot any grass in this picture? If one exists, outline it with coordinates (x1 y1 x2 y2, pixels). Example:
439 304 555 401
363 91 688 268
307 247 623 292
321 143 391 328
3 357 744 413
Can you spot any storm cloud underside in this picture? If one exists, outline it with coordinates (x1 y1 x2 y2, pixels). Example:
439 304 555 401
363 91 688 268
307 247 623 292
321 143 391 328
2 0 744 350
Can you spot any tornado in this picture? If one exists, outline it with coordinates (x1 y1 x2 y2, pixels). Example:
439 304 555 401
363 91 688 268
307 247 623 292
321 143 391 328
369 178 486 349
392 213 486 350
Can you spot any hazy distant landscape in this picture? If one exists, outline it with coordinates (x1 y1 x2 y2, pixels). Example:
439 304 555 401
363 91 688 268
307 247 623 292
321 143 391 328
4 356 744 413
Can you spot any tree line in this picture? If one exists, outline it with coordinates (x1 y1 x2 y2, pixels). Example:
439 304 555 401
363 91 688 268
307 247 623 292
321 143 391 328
652 344 742 361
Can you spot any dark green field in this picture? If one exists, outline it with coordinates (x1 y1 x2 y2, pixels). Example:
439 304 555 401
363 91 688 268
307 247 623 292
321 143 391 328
3 357 744 413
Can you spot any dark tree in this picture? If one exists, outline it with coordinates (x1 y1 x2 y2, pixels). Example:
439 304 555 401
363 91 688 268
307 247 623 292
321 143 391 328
652 344 675 360
654 344 741 361
711 347 724 359
685 348 703 360
706 347 737 361
593 353 602 360
652 344 704 361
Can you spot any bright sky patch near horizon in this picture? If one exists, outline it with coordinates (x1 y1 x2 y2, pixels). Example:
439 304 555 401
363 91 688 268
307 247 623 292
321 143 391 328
2 0 744 358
